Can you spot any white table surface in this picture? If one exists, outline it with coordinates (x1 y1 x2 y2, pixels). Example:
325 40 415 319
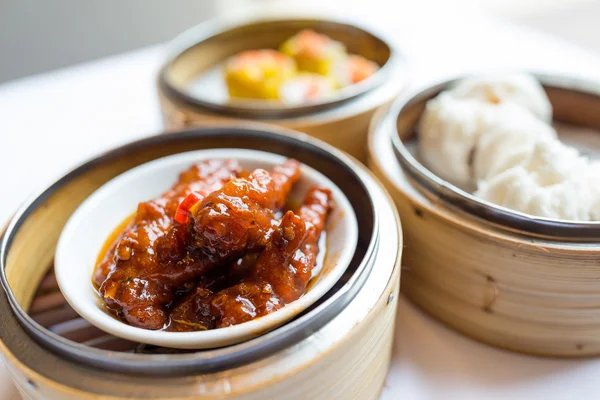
3 1 600 399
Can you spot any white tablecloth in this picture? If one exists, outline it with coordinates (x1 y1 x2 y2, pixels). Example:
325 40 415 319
2 2 600 399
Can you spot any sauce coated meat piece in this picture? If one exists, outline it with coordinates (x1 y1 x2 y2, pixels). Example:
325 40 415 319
212 187 331 327
98 159 301 331
188 159 301 263
95 160 241 288
168 253 259 331
95 157 330 331
169 287 215 331
98 160 242 330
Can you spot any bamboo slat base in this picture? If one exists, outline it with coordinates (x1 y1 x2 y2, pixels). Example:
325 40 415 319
1 265 400 399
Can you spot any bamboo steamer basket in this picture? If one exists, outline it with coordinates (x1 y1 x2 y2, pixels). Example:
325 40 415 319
367 75 600 357
157 17 409 162
0 124 402 399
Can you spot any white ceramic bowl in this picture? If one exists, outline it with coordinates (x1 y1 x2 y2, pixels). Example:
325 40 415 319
55 149 358 349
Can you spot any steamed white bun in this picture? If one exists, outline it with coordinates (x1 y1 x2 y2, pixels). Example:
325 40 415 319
418 93 547 189
475 168 592 220
586 161 600 220
419 73 600 221
418 93 496 189
523 138 587 184
475 139 596 220
449 73 552 122
473 113 557 182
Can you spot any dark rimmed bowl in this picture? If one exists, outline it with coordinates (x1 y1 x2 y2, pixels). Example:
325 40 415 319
0 122 402 392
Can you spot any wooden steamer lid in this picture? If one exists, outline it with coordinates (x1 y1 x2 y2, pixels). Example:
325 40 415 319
0 124 402 399
156 17 409 162
368 75 600 357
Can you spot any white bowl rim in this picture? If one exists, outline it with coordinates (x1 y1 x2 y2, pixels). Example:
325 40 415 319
55 148 358 349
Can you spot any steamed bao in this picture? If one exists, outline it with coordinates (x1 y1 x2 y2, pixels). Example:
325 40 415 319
448 74 552 122
418 93 554 189
418 73 600 221
476 139 599 221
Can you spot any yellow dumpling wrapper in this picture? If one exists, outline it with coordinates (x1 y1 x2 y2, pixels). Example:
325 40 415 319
224 49 297 100
279 30 349 87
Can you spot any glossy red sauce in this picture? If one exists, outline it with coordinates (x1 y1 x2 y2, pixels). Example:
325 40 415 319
93 158 331 331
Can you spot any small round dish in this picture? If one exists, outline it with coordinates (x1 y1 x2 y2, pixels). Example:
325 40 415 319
55 148 358 349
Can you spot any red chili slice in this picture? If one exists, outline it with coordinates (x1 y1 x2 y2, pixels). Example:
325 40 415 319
174 192 204 224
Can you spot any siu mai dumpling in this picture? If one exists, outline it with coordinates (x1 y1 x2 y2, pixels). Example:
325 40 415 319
279 30 350 87
224 49 297 100
346 54 379 84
